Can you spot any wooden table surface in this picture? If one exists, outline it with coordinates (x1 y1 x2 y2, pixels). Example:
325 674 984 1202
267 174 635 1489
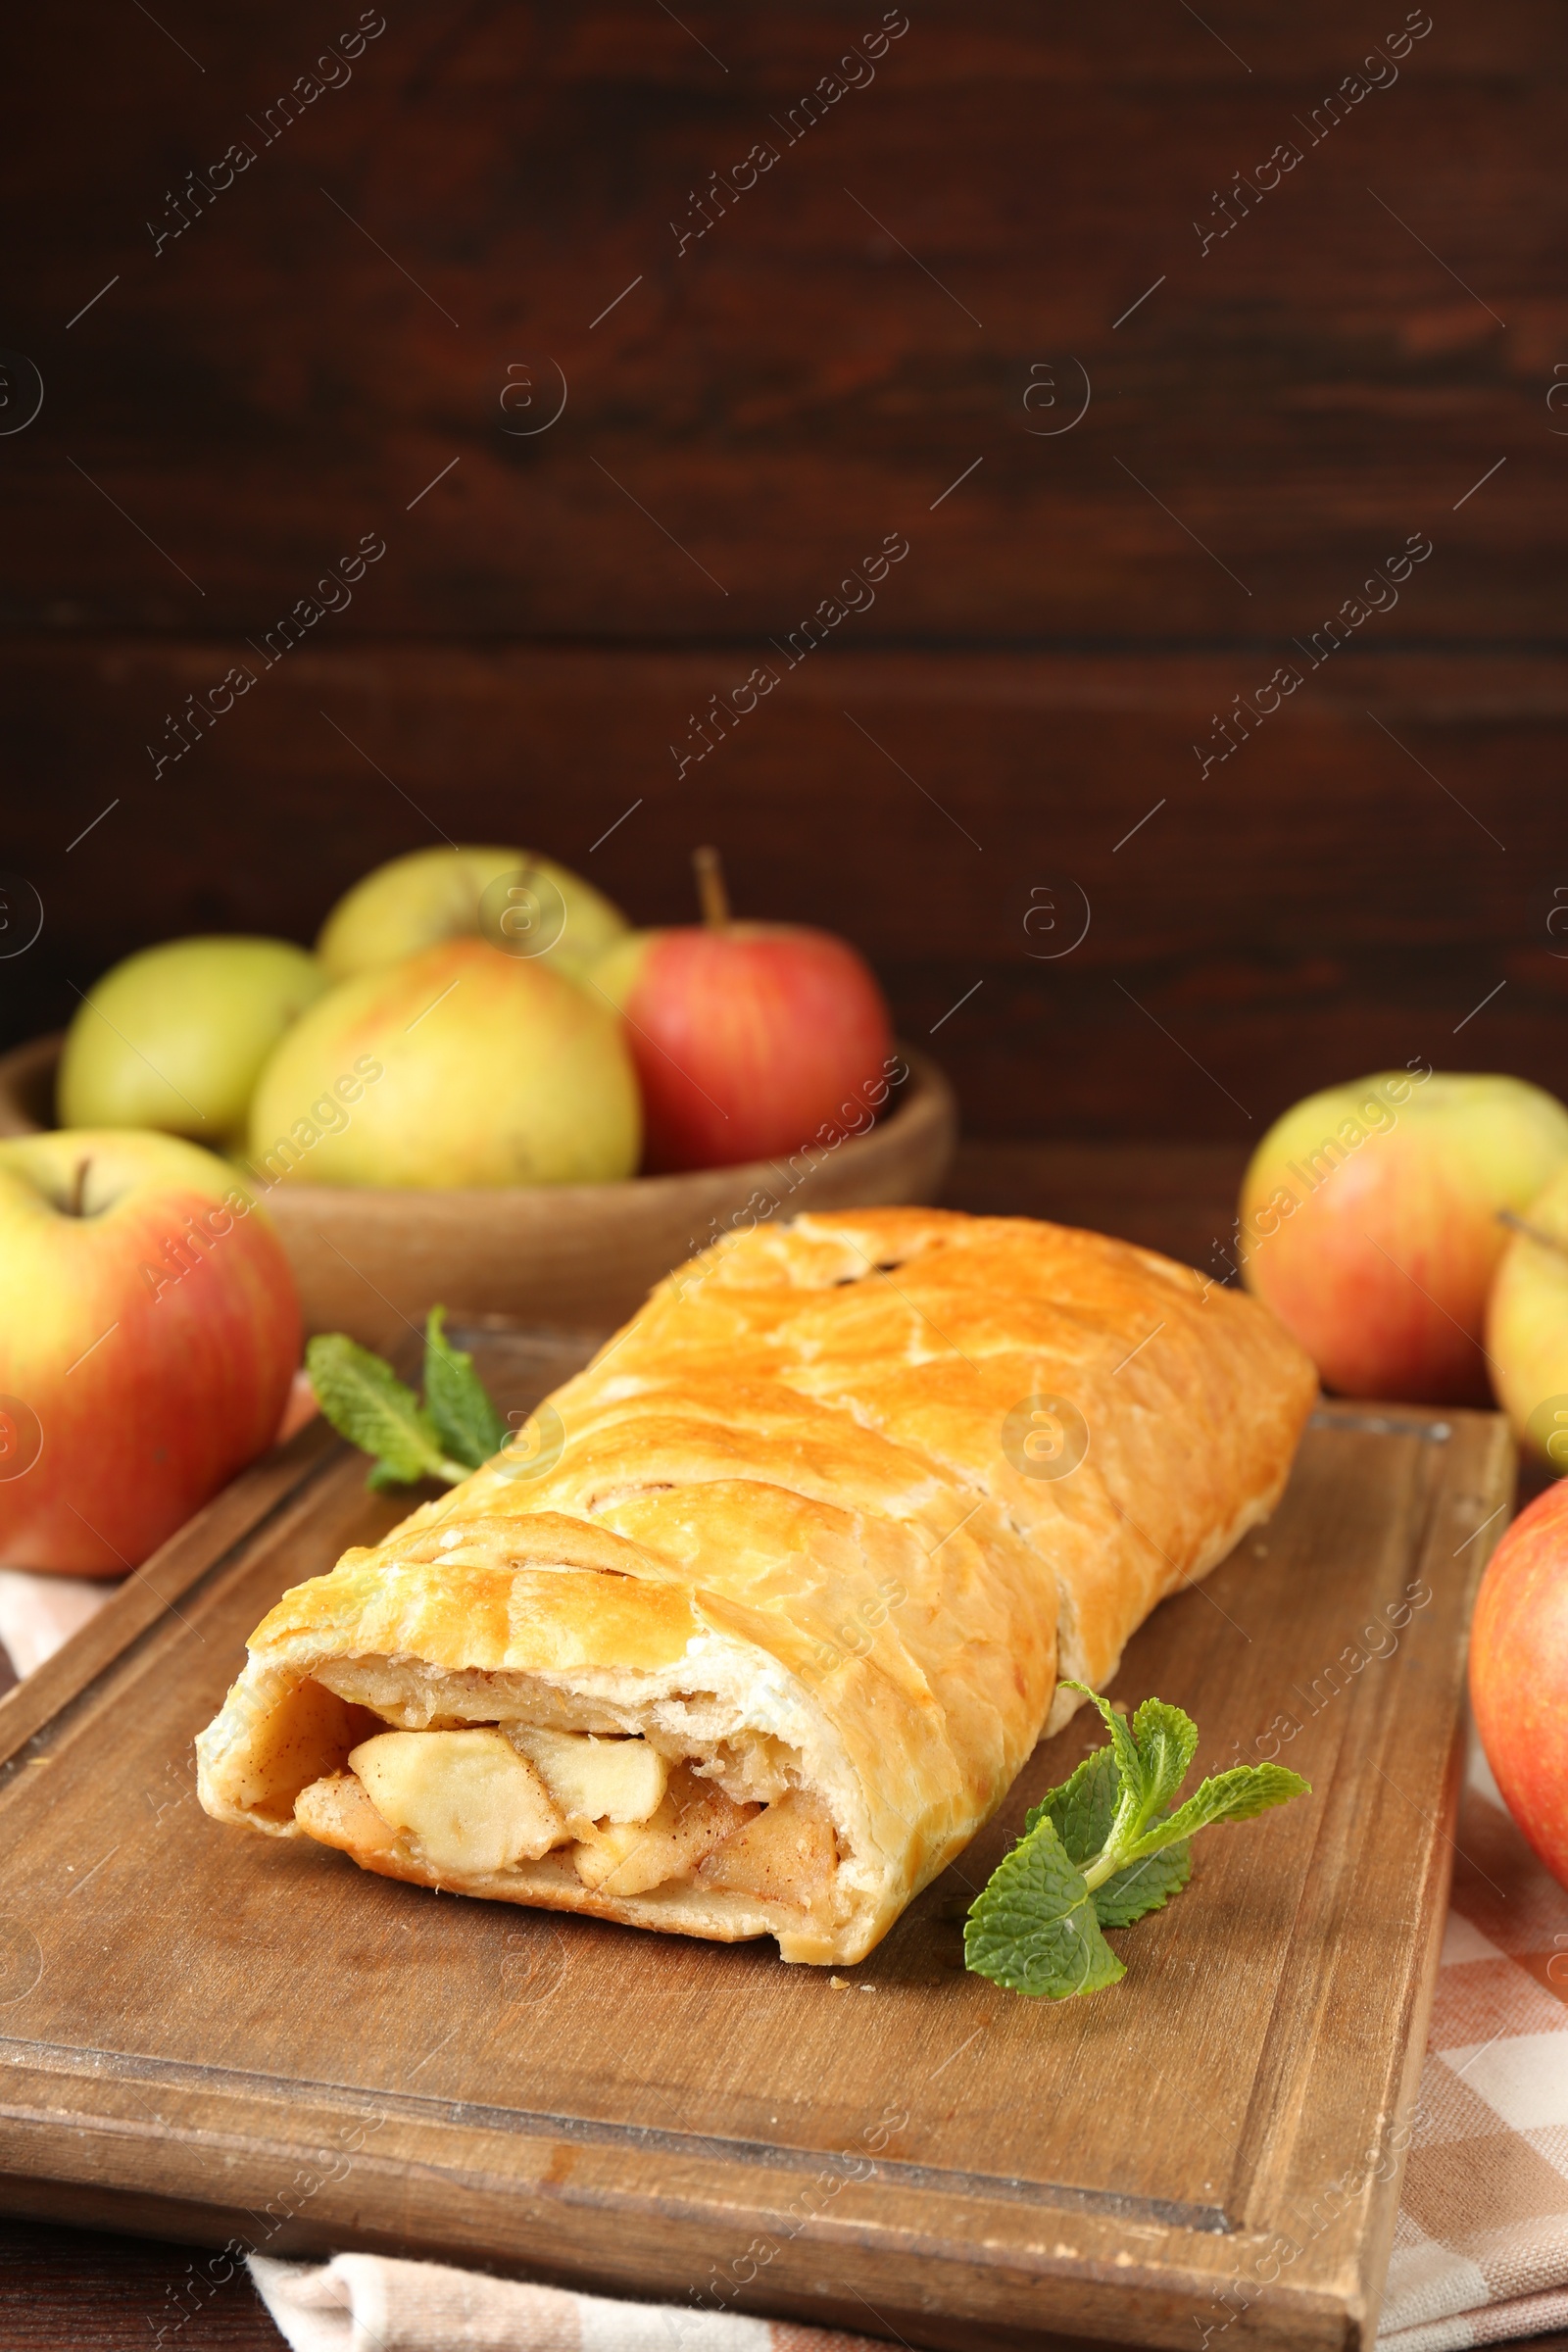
0 1139 1540 2349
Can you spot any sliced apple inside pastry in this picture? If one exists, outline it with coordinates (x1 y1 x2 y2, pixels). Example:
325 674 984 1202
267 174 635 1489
699 1788 838 1907
348 1728 565 1875
571 1764 759 1896
508 1726 668 1830
296 1769 400 1858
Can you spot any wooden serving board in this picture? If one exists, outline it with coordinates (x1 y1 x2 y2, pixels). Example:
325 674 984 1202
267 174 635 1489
0 1329 1512 2352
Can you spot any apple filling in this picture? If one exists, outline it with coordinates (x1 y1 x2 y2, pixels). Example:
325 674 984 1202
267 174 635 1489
295 1720 839 1915
349 1729 564 1876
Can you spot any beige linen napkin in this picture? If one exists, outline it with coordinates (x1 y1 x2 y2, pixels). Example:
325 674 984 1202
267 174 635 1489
248 2250 883 2351
0 1566 113 1677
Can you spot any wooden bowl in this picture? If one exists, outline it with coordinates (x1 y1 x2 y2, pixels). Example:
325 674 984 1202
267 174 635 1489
0 1032 956 1349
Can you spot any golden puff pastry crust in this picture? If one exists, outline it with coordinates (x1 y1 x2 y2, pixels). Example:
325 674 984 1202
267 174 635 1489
197 1208 1315 1964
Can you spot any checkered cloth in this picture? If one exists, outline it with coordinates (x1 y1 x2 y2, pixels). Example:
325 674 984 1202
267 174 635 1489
1380 1740 1568 2352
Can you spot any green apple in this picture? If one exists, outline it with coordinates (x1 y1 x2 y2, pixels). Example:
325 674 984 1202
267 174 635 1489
316 845 627 988
57 937 327 1150
1487 1162 1568 1465
245 937 641 1189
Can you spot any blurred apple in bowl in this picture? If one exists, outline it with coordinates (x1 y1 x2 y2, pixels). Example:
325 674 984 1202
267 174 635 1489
317 845 627 988
247 936 641 1189
56 935 327 1150
591 849 896 1174
1487 1161 1568 1467
1239 1070 1568 1403
0 1132 301 1573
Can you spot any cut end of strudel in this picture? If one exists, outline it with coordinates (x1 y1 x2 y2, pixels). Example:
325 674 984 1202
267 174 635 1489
196 1208 1316 1965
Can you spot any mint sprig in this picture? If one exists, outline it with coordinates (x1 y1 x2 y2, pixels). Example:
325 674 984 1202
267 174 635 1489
964 1681 1309 2000
305 1305 507 1490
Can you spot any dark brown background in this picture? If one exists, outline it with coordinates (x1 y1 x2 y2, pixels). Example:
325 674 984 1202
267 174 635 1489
4 0 1565 1149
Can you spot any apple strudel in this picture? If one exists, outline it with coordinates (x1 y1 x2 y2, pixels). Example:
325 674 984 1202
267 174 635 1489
197 1208 1315 1964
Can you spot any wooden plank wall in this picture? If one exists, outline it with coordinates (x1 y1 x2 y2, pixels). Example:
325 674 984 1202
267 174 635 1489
3 1 1564 1140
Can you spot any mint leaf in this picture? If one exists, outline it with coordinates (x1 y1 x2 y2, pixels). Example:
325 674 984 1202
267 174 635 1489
1027 1743 1120 1864
1130 1697 1199 1818
1135 1763 1310 1854
1091 1837 1192 1927
422 1305 507 1470
1062 1680 1146 1802
1060 1679 1157 1851
964 1816 1125 1999
305 1333 468 1489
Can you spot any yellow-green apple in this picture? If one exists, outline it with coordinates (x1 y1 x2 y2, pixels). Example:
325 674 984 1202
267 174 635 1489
246 937 640 1188
0 1132 301 1575
57 936 326 1149
589 850 896 1174
1487 1161 1568 1466
316 845 627 987
1238 1069 1568 1403
1470 1480 1568 1889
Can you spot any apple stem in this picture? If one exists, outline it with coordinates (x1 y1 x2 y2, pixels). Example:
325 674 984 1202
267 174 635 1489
693 845 730 930
67 1156 92 1217
1498 1206 1568 1260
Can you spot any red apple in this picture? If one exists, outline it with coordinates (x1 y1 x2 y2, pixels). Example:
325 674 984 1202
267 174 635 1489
0 1131 301 1574
589 850 897 1174
1238 1071 1568 1403
1470 1479 1568 1888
